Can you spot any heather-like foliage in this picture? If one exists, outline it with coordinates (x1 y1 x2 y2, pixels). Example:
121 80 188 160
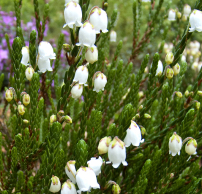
1 0 202 193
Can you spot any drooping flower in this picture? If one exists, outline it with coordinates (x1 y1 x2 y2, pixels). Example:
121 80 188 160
37 57 53 73
76 167 100 194
185 139 197 155
38 41 56 60
65 161 76 184
85 45 98 64
93 72 107 92
124 120 144 147
76 21 96 47
63 1 82 29
21 46 29 66
71 84 83 99
61 180 77 194
169 132 182 156
25 66 34 81
107 136 128 168
151 60 163 76
73 65 88 85
110 30 117 42
183 4 191 17
49 175 61 193
89 7 108 34
87 157 103 176
168 9 176 21
189 10 202 32
98 136 111 154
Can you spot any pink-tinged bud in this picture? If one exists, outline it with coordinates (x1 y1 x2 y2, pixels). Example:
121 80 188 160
165 52 174 65
173 63 180 75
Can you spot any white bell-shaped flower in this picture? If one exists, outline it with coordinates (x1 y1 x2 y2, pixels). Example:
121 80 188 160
49 175 61 193
61 180 77 194
151 60 163 76
71 84 83 99
76 21 96 47
87 157 103 176
65 161 76 184
38 41 56 60
65 0 78 6
25 66 34 81
110 30 117 42
124 120 144 147
169 132 182 156
89 7 108 34
73 65 88 85
185 139 197 155
93 72 107 92
168 9 176 21
63 1 82 29
183 4 191 17
37 58 53 73
76 167 100 194
21 46 29 66
85 46 98 64
189 10 202 32
106 136 128 168
198 61 202 71
98 136 111 154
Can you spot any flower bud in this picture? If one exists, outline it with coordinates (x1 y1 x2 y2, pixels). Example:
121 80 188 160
63 44 71 52
110 30 117 42
144 113 151 119
141 127 146 136
112 184 121 194
49 175 61 193
50 115 57 124
5 89 13 102
177 12 181 18
138 91 144 98
87 156 103 176
107 136 128 168
165 52 174 65
25 66 34 81
166 67 174 79
169 132 182 156
185 139 197 155
18 104 25 115
23 94 30 106
196 102 200 110
61 180 77 194
170 173 174 179
185 90 189 97
98 136 111 154
175 92 182 98
173 63 180 75
197 91 202 96
85 45 98 64
138 105 143 111
65 161 76 184
23 119 29 124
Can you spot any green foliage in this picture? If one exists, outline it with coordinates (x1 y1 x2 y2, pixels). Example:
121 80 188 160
1 0 202 193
